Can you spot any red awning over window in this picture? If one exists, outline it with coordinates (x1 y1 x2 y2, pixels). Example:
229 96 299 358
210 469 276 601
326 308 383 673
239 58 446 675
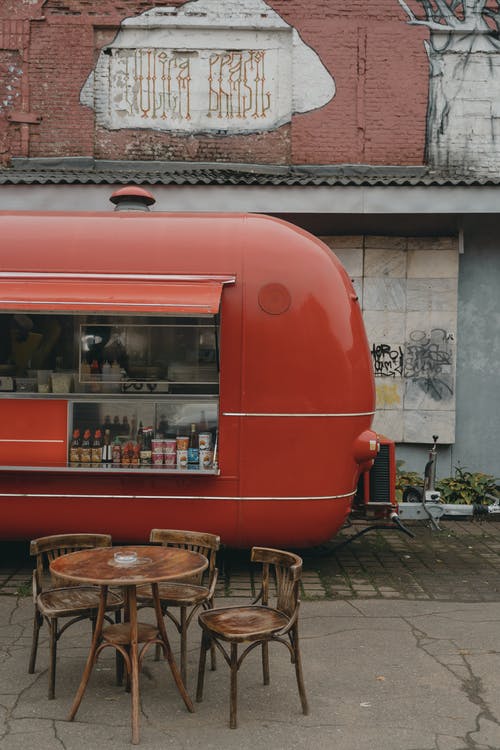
0 274 235 314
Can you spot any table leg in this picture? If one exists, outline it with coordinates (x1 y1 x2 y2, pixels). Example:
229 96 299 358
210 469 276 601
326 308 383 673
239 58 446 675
68 585 108 721
151 582 194 712
128 586 141 745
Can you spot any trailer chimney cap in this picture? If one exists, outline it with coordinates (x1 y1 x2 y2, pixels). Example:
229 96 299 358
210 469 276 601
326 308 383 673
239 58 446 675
110 186 156 211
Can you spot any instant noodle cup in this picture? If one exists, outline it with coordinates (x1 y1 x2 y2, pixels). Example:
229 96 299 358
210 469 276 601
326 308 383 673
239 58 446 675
198 432 212 451
176 449 188 469
164 452 176 467
164 438 176 454
152 452 164 465
176 436 189 451
151 439 163 454
199 450 213 470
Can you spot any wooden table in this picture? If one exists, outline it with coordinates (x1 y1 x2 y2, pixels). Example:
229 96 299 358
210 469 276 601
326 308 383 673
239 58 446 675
50 545 208 744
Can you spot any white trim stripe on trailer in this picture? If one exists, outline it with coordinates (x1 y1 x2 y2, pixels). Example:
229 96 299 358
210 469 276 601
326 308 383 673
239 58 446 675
0 491 356 501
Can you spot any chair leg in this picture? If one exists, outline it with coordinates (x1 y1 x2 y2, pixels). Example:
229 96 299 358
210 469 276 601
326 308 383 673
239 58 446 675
291 627 309 715
48 618 58 700
229 642 238 729
196 629 210 702
261 641 270 685
180 606 187 686
210 640 217 672
203 601 217 672
154 603 167 661
28 608 43 674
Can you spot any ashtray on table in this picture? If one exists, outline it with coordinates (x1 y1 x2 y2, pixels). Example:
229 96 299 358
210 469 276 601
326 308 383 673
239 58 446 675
113 551 138 565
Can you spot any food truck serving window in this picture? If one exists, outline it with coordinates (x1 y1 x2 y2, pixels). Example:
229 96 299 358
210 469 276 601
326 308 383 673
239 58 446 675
0 274 233 473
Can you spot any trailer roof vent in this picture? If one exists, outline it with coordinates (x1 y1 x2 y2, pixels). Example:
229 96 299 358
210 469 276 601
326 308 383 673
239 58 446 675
110 186 156 212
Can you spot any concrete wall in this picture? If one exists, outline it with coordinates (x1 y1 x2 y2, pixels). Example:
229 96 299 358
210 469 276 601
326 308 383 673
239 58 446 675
397 216 500 479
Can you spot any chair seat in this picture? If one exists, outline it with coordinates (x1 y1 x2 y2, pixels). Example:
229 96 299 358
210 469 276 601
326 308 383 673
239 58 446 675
38 586 122 618
199 605 289 642
136 581 210 606
102 622 159 646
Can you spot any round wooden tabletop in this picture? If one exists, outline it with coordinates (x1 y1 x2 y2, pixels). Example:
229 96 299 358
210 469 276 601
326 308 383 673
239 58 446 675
50 545 208 586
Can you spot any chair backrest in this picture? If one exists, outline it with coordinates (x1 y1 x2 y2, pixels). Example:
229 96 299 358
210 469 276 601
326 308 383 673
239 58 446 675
251 546 303 617
30 533 113 591
149 529 220 586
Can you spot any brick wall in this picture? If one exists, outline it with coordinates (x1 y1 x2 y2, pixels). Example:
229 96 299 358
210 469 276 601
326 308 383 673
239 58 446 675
0 0 429 165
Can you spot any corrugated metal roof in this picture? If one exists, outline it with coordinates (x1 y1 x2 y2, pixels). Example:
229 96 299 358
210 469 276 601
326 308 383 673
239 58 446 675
1 158 500 186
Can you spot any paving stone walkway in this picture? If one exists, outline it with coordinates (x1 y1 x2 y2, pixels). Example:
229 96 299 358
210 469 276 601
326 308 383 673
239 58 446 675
2 519 500 602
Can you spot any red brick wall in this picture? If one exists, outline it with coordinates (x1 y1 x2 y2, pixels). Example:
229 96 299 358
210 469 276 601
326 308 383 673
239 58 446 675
0 0 429 165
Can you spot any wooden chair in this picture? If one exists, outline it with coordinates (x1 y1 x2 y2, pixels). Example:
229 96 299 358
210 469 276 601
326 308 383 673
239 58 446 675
196 546 309 728
136 529 220 686
28 533 123 699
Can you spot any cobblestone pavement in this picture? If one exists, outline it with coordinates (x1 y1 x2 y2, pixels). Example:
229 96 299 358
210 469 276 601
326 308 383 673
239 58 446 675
3 519 500 602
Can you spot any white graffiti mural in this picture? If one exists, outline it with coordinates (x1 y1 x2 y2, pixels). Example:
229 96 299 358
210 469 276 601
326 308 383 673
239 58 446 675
81 0 335 134
398 0 500 174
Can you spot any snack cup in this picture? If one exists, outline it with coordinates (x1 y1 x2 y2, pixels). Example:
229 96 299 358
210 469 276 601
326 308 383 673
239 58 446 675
176 449 188 469
176 436 189 451
199 432 212 450
164 438 177 453
164 452 176 467
151 439 163 454
199 449 214 470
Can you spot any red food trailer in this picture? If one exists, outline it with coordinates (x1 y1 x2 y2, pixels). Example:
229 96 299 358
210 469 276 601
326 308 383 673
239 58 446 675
0 187 382 548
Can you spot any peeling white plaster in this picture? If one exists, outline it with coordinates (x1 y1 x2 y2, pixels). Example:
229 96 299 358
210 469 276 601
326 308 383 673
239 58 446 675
80 0 335 134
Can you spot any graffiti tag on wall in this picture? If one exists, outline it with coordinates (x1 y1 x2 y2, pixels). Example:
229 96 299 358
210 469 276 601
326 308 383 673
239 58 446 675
404 328 454 401
371 344 404 378
372 329 454 401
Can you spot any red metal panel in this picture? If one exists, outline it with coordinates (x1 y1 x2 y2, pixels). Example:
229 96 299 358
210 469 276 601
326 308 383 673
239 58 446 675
0 276 231 314
0 399 68 466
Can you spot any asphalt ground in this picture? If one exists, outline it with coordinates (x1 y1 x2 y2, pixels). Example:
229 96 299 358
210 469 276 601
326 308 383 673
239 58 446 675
3 519 500 750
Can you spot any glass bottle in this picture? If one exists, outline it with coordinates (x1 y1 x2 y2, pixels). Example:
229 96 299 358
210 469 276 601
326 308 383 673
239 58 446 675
188 422 199 469
101 428 112 464
80 429 92 464
121 415 130 435
112 436 122 465
140 427 152 465
91 429 102 465
69 428 81 465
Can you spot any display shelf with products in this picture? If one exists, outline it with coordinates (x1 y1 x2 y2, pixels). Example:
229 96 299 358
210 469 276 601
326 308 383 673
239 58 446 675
67 397 219 474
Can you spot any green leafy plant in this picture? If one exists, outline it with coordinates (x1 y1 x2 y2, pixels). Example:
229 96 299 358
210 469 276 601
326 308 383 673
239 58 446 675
436 466 500 505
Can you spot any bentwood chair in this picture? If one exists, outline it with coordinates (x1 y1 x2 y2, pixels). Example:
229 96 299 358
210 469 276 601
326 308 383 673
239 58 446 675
136 529 221 686
28 533 123 699
196 546 309 728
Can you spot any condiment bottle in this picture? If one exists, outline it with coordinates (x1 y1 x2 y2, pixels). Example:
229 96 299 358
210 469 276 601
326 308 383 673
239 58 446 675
112 415 121 438
91 429 102 465
69 428 81 464
80 429 92 463
140 427 152 465
112 436 122 465
101 428 112 464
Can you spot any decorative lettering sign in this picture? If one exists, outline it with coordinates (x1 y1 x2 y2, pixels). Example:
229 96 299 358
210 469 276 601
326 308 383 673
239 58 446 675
104 47 278 129
81 0 335 134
